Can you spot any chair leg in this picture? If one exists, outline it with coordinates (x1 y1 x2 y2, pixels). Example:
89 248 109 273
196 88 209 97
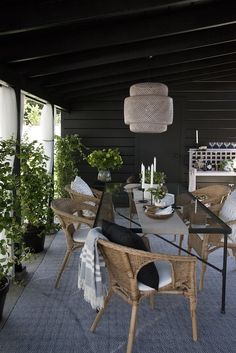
199 262 207 291
54 250 72 288
127 302 139 353
189 296 197 341
178 234 184 255
149 295 155 309
90 288 113 332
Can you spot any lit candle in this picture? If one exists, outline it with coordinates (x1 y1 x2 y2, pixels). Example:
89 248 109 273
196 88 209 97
196 130 199 144
150 164 154 187
154 157 156 172
148 166 150 171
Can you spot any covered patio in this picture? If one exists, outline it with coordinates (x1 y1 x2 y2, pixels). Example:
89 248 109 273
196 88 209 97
1 1 236 352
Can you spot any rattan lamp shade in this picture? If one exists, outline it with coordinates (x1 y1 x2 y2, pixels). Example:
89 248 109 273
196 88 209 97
124 82 173 133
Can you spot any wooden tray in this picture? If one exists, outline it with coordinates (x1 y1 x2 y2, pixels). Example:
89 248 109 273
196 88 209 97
145 206 174 219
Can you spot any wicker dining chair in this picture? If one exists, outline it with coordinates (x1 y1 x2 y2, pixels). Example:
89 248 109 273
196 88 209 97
51 198 95 288
65 184 102 209
178 184 231 252
188 202 236 290
90 240 197 353
124 183 140 228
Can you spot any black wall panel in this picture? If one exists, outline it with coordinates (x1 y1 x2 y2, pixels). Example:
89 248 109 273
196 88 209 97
62 83 236 187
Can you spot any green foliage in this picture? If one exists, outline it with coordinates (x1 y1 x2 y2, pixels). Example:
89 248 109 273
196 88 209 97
148 184 167 201
54 135 86 198
24 99 43 126
87 148 123 171
18 139 54 231
0 139 30 284
143 171 166 185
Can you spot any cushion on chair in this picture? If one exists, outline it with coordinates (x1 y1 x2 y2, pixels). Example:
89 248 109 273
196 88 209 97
73 227 90 243
102 220 159 290
219 190 236 243
71 176 95 218
219 189 236 222
138 261 172 291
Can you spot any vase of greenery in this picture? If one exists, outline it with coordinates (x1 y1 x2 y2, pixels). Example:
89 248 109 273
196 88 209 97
0 139 30 319
87 148 123 182
54 134 86 197
142 171 166 199
18 139 55 253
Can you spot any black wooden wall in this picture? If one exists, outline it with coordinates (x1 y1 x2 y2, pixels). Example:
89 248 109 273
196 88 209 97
62 82 236 186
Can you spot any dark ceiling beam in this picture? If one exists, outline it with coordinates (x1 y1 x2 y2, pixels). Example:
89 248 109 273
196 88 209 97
38 50 236 88
0 63 68 109
11 24 236 78
50 64 236 102
2 1 236 63
46 60 236 95
0 1 211 35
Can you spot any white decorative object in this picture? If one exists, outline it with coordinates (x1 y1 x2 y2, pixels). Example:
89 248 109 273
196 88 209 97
219 190 236 243
154 157 156 172
150 164 154 187
124 82 173 133
71 176 95 218
196 130 199 144
154 193 175 207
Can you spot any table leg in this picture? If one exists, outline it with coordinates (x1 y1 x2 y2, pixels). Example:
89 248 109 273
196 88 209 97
221 234 228 314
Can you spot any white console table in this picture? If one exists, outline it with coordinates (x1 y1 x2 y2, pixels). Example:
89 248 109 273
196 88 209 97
188 148 236 191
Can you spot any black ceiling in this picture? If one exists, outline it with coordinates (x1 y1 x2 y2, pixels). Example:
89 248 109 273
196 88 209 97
1 0 236 109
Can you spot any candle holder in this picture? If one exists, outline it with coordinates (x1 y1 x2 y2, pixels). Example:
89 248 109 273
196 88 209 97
138 188 148 203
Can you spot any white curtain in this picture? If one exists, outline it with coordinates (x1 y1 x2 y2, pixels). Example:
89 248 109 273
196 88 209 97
0 85 18 140
40 103 54 174
0 85 18 271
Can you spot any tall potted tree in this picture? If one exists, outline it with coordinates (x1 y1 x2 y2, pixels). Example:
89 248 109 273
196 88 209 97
18 139 54 253
54 134 86 197
0 139 30 320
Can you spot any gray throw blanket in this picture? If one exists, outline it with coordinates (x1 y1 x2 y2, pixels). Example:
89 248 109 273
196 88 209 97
78 227 108 309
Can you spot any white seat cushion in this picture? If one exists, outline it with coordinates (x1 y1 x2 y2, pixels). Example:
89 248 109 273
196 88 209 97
71 176 96 218
138 260 172 291
73 227 90 243
219 189 236 222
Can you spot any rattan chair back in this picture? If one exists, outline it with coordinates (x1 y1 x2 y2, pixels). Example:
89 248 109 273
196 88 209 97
90 239 198 353
51 198 95 287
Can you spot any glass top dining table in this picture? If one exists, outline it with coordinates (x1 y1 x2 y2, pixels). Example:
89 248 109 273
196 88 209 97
94 182 232 313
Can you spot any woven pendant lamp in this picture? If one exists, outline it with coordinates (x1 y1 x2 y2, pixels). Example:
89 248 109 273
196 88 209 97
124 82 173 133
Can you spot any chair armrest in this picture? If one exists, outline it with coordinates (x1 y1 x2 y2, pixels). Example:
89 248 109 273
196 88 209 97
209 203 223 215
91 188 103 199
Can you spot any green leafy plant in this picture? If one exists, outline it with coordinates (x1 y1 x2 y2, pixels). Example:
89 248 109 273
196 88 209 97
54 134 86 197
0 139 30 285
148 184 167 201
18 139 54 235
24 99 43 126
87 148 123 171
143 171 166 185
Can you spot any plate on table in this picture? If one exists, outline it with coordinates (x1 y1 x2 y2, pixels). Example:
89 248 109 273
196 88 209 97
145 205 174 219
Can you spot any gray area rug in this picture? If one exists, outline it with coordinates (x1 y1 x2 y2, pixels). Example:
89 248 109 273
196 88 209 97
1 211 236 353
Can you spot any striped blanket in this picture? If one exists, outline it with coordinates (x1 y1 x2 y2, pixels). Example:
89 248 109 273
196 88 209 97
78 227 108 309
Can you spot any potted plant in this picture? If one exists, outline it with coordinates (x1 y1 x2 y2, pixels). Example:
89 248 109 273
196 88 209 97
87 148 123 181
0 139 30 320
18 139 55 253
54 134 86 197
